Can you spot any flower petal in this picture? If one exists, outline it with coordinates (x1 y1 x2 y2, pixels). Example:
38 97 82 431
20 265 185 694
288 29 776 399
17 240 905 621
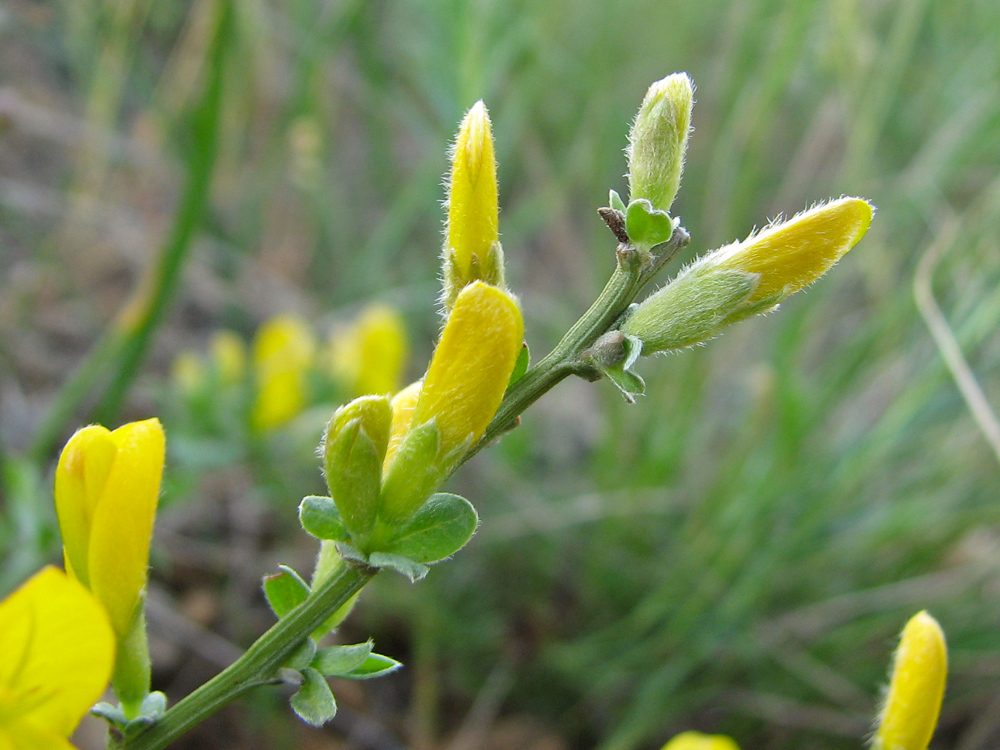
88 418 165 636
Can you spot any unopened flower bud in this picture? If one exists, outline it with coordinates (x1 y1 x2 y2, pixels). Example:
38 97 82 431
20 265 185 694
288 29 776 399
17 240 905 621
442 101 506 310
873 611 947 750
621 197 873 354
627 73 694 214
323 395 392 537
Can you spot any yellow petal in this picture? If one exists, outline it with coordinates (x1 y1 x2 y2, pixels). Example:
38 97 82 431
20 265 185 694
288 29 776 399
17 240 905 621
412 282 523 456
88 419 165 636
661 731 740 750
446 101 499 282
714 197 873 302
873 611 947 750
355 305 408 397
54 426 117 588
3 720 77 750
253 315 316 430
383 381 423 472
0 567 114 739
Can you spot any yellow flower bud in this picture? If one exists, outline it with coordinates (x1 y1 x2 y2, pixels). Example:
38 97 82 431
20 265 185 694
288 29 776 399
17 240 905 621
873 611 948 750
442 101 505 309
211 329 247 385
0 566 115 745
252 314 316 431
384 380 422 472
378 282 523 523
627 73 694 214
54 418 165 638
412 281 523 456
712 197 873 304
661 731 741 750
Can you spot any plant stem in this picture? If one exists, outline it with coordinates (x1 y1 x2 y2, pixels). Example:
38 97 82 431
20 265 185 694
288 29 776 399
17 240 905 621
119 564 376 750
118 222 688 749
27 1 232 462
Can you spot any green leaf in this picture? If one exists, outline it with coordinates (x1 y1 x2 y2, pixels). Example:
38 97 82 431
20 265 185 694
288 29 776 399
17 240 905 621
378 419 443 524
609 189 627 213
382 493 479 564
285 638 318 670
290 668 337 727
299 495 348 541
347 653 403 679
625 199 674 250
603 366 646 403
91 702 128 730
506 343 530 390
368 552 430 582
312 642 373 676
263 566 310 618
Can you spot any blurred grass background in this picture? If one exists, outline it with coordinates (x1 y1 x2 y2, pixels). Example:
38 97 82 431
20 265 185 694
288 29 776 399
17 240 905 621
2 0 1000 748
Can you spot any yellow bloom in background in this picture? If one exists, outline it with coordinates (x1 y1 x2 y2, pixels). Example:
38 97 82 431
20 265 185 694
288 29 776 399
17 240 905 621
252 314 316 431
0 566 115 749
330 305 408 398
712 197 873 304
210 329 247 385
411 281 523 457
446 101 499 283
661 731 740 750
54 418 165 638
383 380 422 472
171 350 205 394
873 610 948 750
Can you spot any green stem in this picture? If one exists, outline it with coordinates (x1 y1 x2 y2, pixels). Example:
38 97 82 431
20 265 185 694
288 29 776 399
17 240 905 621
118 222 688 750
120 564 376 750
27 0 232 462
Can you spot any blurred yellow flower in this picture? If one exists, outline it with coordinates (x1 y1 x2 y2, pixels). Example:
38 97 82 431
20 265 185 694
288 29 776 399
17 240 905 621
211 329 247 385
873 610 947 750
712 197 873 304
661 731 740 750
252 314 316 431
330 305 408 398
0 566 115 749
171 350 205 393
54 418 165 638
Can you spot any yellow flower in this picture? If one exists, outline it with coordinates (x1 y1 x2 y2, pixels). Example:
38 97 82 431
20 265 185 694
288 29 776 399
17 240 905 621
0 566 115 749
378 282 523 523
252 314 316 431
330 305 408 398
661 731 740 750
712 197 873 304
54 418 165 639
412 281 523 456
873 611 948 750
171 351 205 393
210 329 247 386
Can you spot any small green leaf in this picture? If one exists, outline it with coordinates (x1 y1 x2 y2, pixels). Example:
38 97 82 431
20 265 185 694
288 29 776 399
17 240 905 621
625 199 674 250
506 343 530 391
378 419 443 525
603 366 646 403
290 668 337 727
348 653 403 679
333 541 369 567
382 493 478 564
368 552 430 582
312 642 373 676
609 189 627 213
285 638 318 670
263 566 310 618
91 702 128 729
299 495 348 541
